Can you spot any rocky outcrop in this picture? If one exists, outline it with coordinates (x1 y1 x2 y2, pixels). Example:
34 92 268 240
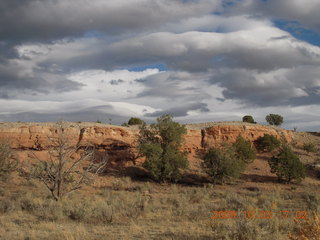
203 124 292 148
0 122 293 167
0 124 136 149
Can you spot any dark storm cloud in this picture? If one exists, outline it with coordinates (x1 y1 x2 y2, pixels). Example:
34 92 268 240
209 66 320 107
145 102 209 117
0 0 221 41
230 0 320 32
0 109 127 124
0 101 135 124
0 62 84 98
0 41 20 60
289 88 320 106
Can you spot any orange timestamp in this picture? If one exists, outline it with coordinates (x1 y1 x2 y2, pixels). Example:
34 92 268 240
211 210 309 221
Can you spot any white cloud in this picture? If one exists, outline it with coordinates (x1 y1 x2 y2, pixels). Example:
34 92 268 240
16 22 319 73
67 68 160 100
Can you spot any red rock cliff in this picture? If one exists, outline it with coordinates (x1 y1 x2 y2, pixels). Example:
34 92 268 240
0 122 293 167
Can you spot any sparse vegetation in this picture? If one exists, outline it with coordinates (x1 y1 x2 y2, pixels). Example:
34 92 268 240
139 114 188 182
1 177 319 240
0 141 18 181
288 212 320 240
256 134 281 152
242 115 256 124
30 122 108 201
266 113 284 126
303 142 317 154
268 145 306 183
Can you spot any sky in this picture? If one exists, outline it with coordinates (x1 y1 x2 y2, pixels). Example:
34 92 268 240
0 0 319 131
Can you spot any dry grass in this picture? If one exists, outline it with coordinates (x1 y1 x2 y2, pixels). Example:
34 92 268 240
0 175 319 240
288 212 320 240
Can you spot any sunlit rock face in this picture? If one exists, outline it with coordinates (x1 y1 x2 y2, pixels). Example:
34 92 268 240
0 122 293 168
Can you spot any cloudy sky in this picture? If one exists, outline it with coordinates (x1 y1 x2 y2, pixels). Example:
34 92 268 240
0 0 319 130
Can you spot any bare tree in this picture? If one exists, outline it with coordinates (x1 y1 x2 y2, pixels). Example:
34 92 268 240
31 121 107 201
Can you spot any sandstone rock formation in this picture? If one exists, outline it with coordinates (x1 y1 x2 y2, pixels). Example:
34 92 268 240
203 124 292 148
0 122 293 168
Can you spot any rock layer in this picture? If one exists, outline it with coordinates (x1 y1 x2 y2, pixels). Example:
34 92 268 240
0 122 293 167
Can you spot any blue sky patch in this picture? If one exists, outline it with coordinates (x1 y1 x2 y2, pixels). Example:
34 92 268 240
274 20 320 46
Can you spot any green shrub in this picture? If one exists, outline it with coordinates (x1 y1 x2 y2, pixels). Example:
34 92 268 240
266 114 284 126
242 115 256 124
233 135 256 163
128 117 145 126
303 143 317 154
0 141 18 181
139 114 188 182
268 145 305 183
255 134 280 152
202 145 246 183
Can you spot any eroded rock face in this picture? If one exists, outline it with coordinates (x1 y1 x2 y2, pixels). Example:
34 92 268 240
0 123 139 167
203 124 293 148
0 122 293 167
